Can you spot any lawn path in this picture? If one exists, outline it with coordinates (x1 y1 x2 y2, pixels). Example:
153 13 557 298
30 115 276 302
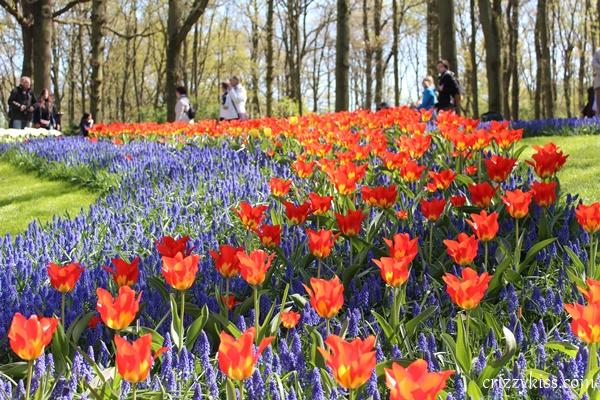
0 161 97 236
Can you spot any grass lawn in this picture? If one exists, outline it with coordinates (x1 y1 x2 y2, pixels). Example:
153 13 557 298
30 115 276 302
521 135 600 203
0 161 97 236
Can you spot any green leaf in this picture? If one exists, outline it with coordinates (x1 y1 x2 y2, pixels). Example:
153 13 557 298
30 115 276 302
455 314 472 376
208 312 242 337
467 380 484 400
564 246 586 277
405 306 436 338
478 327 517 387
371 310 395 343
169 294 181 348
518 237 557 272
0 362 28 378
225 379 237 400
69 311 97 345
546 341 580 358
185 304 209 350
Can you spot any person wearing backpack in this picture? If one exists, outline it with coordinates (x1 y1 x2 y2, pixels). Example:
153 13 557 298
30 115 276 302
435 59 462 115
175 86 195 123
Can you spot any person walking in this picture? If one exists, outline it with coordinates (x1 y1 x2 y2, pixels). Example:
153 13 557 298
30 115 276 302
79 112 94 136
228 76 248 120
7 76 36 129
414 76 438 111
175 86 194 123
593 48 600 115
435 60 461 114
32 89 57 130
219 82 237 121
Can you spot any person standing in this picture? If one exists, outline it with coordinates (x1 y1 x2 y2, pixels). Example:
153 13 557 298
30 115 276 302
7 76 36 129
79 112 94 136
228 76 248 120
32 89 57 130
219 82 237 121
593 48 600 115
175 86 194 123
435 60 461 114
415 76 438 111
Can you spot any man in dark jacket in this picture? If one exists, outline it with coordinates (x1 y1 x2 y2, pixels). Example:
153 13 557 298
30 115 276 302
7 76 36 129
435 60 461 114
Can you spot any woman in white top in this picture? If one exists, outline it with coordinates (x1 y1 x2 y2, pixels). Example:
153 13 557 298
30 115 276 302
175 86 193 123
228 76 248 120
219 82 238 121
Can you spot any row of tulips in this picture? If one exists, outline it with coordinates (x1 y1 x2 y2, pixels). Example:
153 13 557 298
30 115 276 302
1 108 599 399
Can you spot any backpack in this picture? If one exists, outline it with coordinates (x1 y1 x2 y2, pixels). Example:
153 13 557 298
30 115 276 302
451 72 465 96
187 103 196 120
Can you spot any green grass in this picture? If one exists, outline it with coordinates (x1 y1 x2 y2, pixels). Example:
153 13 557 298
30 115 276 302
521 135 600 203
0 161 97 236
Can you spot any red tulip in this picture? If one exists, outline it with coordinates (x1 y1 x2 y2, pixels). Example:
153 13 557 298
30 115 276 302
385 359 454 400
162 252 200 291
8 313 58 360
575 202 600 234
484 155 517 182
400 159 426 182
96 286 141 330
450 194 467 208
115 334 168 383
468 182 497 208
237 249 275 286
308 192 333 215
209 244 243 278
269 177 292 197
361 185 398 208
443 233 479 266
335 210 366 237
443 267 492 310
284 200 312 225
419 198 446 222
531 181 557 207
221 294 239 310
502 189 533 219
384 233 419 261
103 257 139 287
304 275 345 319
156 235 191 258
318 335 376 390
235 201 268 230
526 142 568 179
466 210 499 242
307 228 338 259
255 224 282 247
218 327 273 381
292 158 316 178
47 262 84 293
427 169 456 191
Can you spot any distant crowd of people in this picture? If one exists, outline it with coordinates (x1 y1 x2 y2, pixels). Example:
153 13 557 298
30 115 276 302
8 76 93 135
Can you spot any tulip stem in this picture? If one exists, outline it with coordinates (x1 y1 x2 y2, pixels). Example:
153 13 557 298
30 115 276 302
179 290 185 351
428 225 434 267
317 259 322 279
25 360 33 400
349 389 357 400
132 383 137 400
484 241 489 271
514 219 520 270
253 286 260 343
326 318 331 337
589 235 597 279
586 343 599 397
238 379 245 400
61 293 66 327
223 278 230 319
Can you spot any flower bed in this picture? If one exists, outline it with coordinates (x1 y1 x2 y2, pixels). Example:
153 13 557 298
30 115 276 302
0 128 61 143
0 109 599 399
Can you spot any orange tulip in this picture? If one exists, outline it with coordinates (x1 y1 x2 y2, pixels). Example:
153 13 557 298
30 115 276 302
468 182 497 208
361 185 398 208
96 286 141 330
578 278 600 304
443 267 492 310
209 244 243 278
335 210 366 237
269 177 292 197
384 233 419 262
255 224 282 247
466 210 499 242
47 262 84 293
385 359 454 400
372 256 411 287
292 158 316 178
307 228 338 259
218 327 274 381
318 335 377 390
502 189 533 219
304 275 345 319
309 192 333 215
235 201 268 230
575 202 600 234
161 252 200 291
564 302 600 344
400 159 426 182
443 233 479 266
236 249 275 286
115 334 168 383
156 235 190 258
280 310 301 329
8 313 58 360
103 257 139 287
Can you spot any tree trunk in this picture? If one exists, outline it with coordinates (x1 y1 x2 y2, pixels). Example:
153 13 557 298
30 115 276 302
363 0 373 109
478 0 503 113
392 0 400 106
90 0 106 122
78 24 86 113
373 0 384 105
249 0 261 116
20 0 34 77
509 0 519 120
265 0 274 116
469 0 479 117
438 0 457 72
335 0 350 111
536 0 553 118
31 0 53 93
426 0 440 76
